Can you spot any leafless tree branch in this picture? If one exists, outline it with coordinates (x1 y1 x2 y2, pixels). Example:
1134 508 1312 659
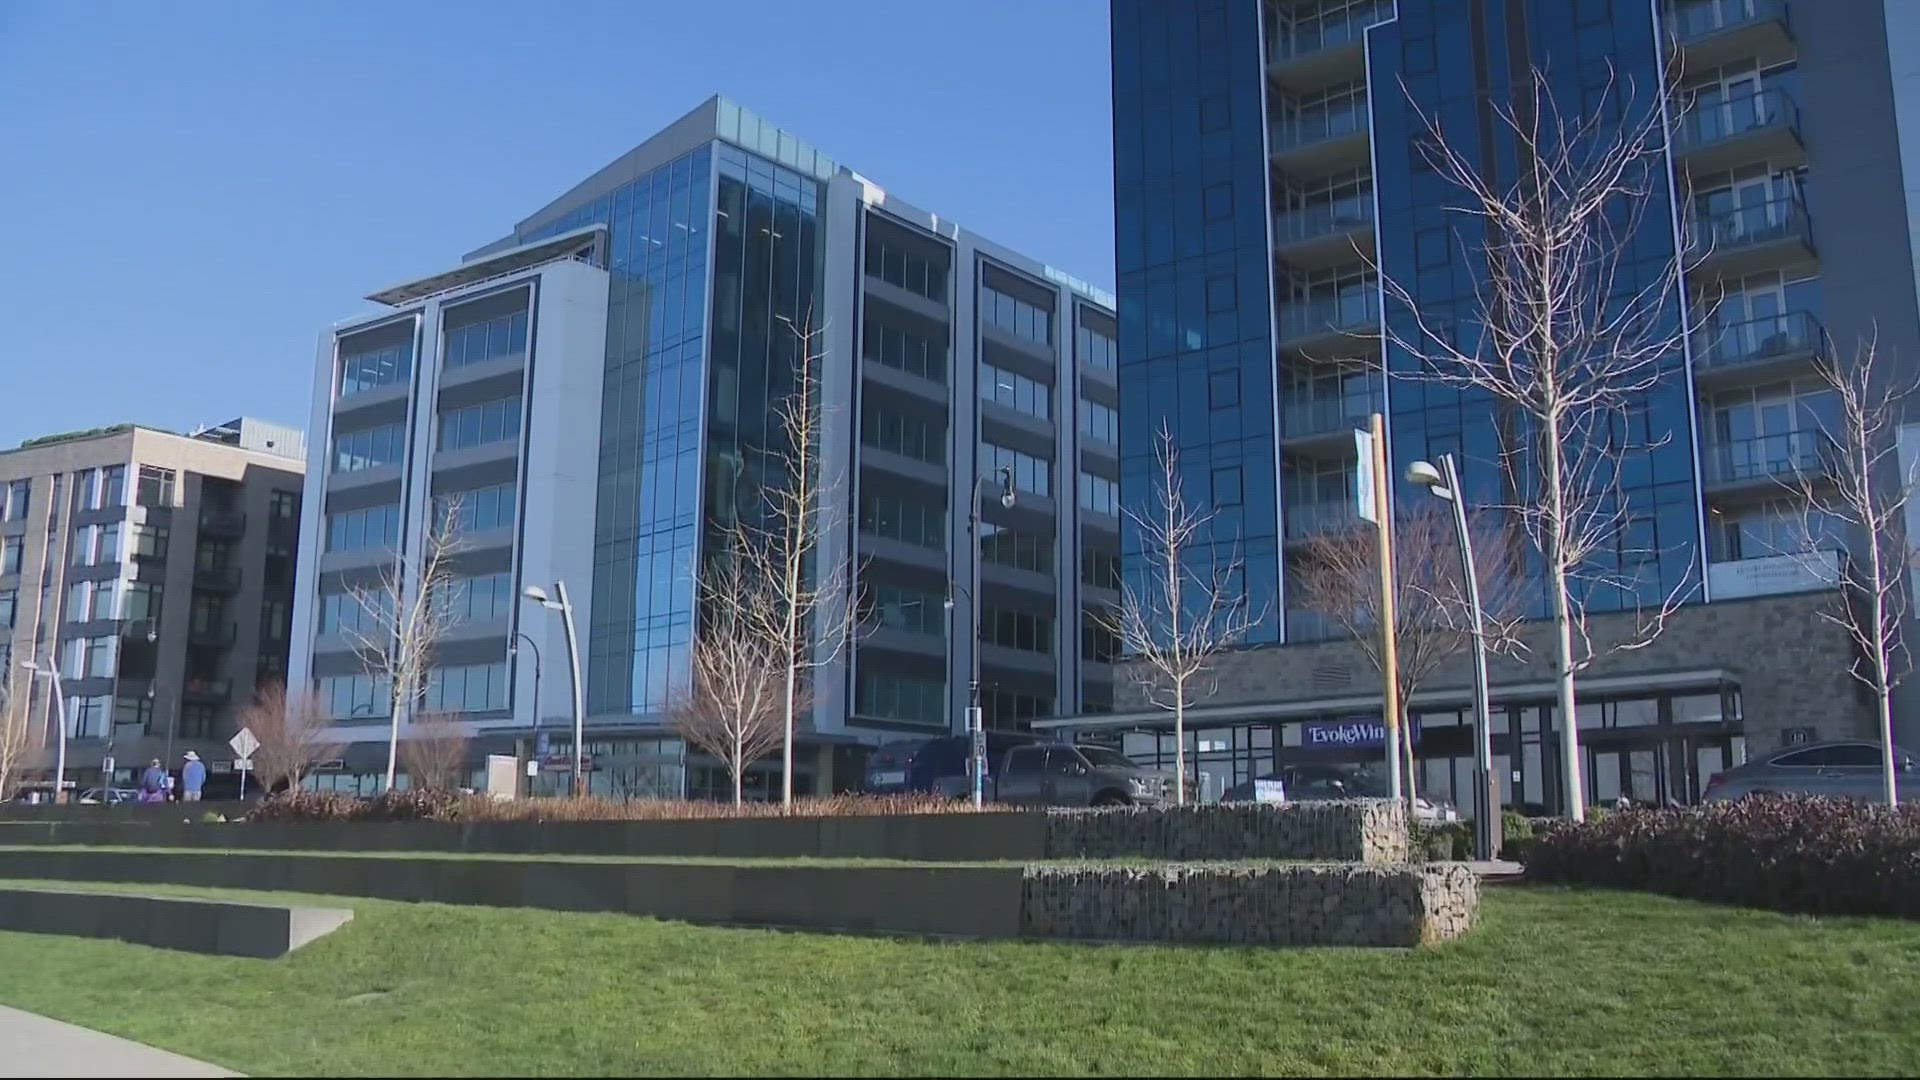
343 499 467 792
1377 67 1699 820
1778 332 1917 805
398 710 471 793
1108 424 1264 805
236 682 344 795
670 546 792 805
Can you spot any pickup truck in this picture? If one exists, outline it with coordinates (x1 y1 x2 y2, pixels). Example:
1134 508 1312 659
990 743 1175 807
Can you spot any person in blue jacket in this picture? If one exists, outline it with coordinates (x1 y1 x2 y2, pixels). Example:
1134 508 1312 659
181 751 207 802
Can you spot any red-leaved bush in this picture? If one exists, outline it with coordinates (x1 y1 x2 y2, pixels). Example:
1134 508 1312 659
248 790 1014 824
1524 793 1920 919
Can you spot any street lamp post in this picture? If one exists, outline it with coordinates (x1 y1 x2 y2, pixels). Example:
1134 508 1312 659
118 617 159 792
18 659 68 804
1407 454 1500 861
510 631 544 796
946 466 1015 808
522 583 584 797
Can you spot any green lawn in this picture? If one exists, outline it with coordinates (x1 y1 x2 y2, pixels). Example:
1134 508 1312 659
0 882 1915 1076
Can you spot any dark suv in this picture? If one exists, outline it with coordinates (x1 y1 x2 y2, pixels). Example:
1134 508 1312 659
863 731 1041 797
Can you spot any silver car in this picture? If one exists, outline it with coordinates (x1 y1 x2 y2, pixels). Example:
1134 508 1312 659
1702 740 1916 803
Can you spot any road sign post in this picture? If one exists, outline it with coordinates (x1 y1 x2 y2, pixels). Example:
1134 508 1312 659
229 727 261 801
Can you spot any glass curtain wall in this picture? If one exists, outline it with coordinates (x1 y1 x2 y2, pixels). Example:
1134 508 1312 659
516 146 715 716
1112 0 1281 642
1372 0 1703 616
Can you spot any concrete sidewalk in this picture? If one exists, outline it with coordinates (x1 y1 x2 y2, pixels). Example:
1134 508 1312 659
0 1004 237 1077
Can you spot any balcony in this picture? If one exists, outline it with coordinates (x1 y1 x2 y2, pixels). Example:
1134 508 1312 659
1672 90 1803 175
197 509 246 538
1283 499 1363 543
182 677 232 704
1281 390 1381 452
1269 99 1370 174
1265 0 1392 89
1272 195 1375 270
188 621 238 649
1685 194 1814 280
193 562 243 593
1691 312 1826 388
1667 0 1794 73
1708 548 1839 601
1276 292 1379 358
1700 432 1836 495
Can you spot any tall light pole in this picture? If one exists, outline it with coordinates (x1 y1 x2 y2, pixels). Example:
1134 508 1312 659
118 617 159 791
19 659 68 804
1407 454 1500 860
510 631 544 796
948 465 1015 808
522 583 584 797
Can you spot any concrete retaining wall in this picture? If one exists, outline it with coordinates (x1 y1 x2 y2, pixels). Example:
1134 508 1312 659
0 886 352 958
1022 862 1478 947
0 800 1407 863
0 847 1475 947
0 849 1026 939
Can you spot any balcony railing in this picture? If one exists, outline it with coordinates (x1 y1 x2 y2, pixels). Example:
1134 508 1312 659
182 677 232 703
197 509 246 537
1674 89 1798 152
1708 548 1838 600
1693 312 1824 372
188 621 238 648
1283 392 1383 440
1669 0 1786 45
1273 195 1374 247
1277 291 1380 345
1686 194 1810 262
1268 0 1394 61
193 562 243 592
1283 499 1362 540
1270 98 1369 153
1702 433 1836 485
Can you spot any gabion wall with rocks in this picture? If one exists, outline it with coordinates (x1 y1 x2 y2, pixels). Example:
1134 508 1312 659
1021 862 1478 947
1044 799 1409 864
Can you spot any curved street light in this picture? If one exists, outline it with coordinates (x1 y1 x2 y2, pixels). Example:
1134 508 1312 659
522 583 584 797
1407 454 1499 860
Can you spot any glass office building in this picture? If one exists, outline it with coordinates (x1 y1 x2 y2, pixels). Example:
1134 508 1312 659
292 97 1116 798
1087 0 1917 809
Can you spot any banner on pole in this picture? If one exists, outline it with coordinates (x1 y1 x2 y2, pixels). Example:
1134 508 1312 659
1354 428 1378 524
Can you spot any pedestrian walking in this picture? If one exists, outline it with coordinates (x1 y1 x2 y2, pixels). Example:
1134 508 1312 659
181 751 206 803
138 759 167 805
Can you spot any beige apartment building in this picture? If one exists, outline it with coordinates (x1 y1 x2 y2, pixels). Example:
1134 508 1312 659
0 420 304 797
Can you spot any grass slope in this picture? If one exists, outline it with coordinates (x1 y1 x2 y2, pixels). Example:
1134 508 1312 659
0 883 1914 1076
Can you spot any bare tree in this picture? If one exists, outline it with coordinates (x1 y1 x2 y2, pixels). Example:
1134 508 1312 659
669 550 791 805
1379 69 1696 820
399 711 471 793
343 500 466 792
1294 503 1527 807
0 667 26 802
730 311 861 808
237 682 343 796
1776 336 1918 806
1110 425 1262 805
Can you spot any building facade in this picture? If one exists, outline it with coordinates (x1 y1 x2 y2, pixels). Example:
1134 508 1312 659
1093 0 1913 809
0 421 304 796
289 97 1117 798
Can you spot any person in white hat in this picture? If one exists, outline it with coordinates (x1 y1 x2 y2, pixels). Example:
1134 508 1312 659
181 751 206 802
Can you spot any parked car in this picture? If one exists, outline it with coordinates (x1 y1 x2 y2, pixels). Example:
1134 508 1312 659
1223 763 1459 822
862 731 1041 798
75 787 142 806
1703 740 1916 804
991 743 1175 807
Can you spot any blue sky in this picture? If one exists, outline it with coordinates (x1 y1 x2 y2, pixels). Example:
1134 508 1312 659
0 0 1113 449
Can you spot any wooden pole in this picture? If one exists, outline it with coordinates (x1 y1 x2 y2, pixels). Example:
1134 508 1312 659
1370 412 1404 806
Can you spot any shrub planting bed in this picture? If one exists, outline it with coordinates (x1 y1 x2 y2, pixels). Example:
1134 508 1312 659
1523 793 1920 919
247 790 1011 823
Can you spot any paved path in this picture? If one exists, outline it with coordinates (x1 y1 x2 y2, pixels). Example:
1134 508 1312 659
0 1004 237 1077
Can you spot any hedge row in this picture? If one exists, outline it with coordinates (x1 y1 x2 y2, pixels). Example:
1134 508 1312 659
1523 793 1920 919
248 790 1014 823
